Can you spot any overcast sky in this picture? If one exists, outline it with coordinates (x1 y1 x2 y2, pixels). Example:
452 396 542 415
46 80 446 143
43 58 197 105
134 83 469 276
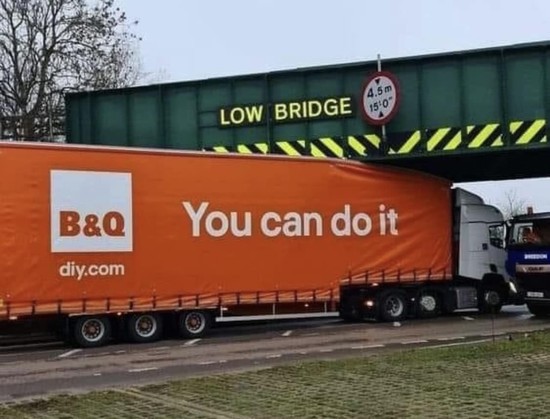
116 0 550 212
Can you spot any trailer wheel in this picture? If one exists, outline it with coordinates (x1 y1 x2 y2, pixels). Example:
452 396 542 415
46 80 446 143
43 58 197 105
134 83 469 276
178 310 212 338
416 289 440 318
73 316 111 348
527 303 550 317
377 290 407 322
127 313 163 343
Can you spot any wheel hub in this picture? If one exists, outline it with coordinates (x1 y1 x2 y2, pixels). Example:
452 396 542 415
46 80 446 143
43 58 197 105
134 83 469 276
82 319 104 342
420 295 437 312
187 316 201 330
135 315 156 337
485 290 500 306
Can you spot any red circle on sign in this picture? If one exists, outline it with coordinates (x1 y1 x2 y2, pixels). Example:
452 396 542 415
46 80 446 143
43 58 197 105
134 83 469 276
360 70 401 126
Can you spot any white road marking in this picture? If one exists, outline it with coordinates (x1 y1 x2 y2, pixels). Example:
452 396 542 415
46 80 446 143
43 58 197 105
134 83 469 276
351 344 385 350
218 360 227 364
463 316 475 321
57 349 82 359
183 339 201 346
128 367 158 373
282 330 293 337
93 373 102 377
298 351 308 355
198 361 216 365
153 346 169 351
266 354 282 359
401 340 428 345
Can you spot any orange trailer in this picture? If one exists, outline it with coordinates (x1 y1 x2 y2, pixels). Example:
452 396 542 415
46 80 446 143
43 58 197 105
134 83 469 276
1 142 509 347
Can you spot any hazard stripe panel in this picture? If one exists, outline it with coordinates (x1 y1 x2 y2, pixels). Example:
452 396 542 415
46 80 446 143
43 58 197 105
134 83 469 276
467 124 502 148
203 143 269 154
236 143 269 154
310 138 344 158
203 145 231 153
204 119 547 158
510 120 546 145
425 127 462 151
347 135 381 157
387 131 422 154
273 140 308 156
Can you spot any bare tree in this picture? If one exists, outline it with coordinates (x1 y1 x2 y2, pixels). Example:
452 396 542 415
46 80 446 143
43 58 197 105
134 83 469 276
0 0 140 141
498 189 528 219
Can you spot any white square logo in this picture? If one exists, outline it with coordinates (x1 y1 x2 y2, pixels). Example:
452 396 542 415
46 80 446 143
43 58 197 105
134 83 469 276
51 170 133 253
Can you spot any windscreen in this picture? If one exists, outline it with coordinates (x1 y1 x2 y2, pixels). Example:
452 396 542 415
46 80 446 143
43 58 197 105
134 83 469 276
508 220 550 246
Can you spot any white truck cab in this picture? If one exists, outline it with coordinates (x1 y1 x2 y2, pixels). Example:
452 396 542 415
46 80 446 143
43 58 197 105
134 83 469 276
455 188 509 283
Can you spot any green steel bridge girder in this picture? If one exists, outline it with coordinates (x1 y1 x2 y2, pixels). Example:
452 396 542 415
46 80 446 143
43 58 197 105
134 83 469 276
66 41 550 182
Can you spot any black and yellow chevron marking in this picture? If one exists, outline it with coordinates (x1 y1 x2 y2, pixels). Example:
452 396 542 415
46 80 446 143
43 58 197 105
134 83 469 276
425 127 462 151
347 135 381 156
310 137 345 158
273 140 308 156
236 143 269 154
510 119 546 145
203 143 269 154
466 124 502 148
205 119 547 159
203 145 231 153
387 131 422 154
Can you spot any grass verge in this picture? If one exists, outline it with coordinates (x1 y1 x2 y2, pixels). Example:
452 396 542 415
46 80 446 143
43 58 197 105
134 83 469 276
3 332 550 418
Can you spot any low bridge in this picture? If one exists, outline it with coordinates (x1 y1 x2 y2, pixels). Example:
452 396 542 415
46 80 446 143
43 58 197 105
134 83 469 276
66 41 550 182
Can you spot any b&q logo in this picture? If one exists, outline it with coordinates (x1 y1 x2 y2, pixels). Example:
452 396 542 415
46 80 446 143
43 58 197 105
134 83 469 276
50 170 133 253
59 211 126 237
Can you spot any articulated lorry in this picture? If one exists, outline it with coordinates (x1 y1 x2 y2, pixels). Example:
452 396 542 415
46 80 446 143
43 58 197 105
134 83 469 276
505 211 550 316
0 142 515 347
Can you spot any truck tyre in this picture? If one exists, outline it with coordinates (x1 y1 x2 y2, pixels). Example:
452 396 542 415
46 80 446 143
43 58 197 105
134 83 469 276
73 316 111 348
127 313 163 343
479 288 503 314
178 310 212 338
416 288 440 318
527 303 550 317
377 290 407 322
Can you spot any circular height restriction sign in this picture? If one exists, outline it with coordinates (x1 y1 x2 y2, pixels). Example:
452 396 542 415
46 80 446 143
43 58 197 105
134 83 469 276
360 71 400 126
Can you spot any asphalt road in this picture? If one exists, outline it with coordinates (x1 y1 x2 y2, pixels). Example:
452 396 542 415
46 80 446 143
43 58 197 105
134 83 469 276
0 305 549 402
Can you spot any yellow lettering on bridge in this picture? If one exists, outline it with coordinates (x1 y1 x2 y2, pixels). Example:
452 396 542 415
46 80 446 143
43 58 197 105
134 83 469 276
219 96 354 127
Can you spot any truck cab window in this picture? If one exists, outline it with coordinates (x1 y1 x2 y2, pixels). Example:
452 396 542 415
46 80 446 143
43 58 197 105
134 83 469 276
509 221 550 245
509 223 533 245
